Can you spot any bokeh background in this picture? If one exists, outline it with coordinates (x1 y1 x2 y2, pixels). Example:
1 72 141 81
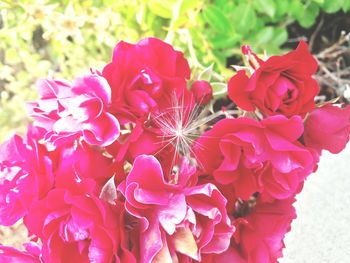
0 0 350 260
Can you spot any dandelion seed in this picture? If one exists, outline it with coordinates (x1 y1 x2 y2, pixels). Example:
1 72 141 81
151 92 238 178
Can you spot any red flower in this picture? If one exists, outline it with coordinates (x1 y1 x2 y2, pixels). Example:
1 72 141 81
194 115 315 200
234 197 296 263
191 80 213 106
103 38 191 118
228 41 319 117
304 104 350 154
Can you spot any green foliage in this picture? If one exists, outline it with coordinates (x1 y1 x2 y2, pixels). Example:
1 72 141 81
196 0 349 73
0 0 349 142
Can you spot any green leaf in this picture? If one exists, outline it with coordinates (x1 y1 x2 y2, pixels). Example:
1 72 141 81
312 0 324 4
211 82 227 98
322 0 343 13
198 64 214 81
275 1 289 17
5 48 21 64
202 6 232 34
233 3 257 34
342 0 350 11
209 34 240 49
298 3 320 28
147 0 177 18
253 0 276 18
255 26 274 45
270 28 288 47
180 0 201 13
290 0 304 20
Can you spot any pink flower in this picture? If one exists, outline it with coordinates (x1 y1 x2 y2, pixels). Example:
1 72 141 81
194 115 315 200
106 84 196 169
0 127 53 226
233 197 296 263
200 247 246 263
24 189 130 263
304 104 350 154
228 41 319 117
51 141 115 195
191 80 213 106
102 38 191 117
28 73 120 149
118 155 234 262
0 242 41 263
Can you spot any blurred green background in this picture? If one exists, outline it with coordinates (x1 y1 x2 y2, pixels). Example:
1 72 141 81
0 0 349 142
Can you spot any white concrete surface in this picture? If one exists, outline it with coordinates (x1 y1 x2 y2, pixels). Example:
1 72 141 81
282 145 350 263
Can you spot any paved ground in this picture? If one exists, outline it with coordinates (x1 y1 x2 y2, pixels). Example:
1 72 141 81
282 145 350 263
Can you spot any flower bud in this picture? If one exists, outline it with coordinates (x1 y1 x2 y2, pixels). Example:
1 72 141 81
191 80 213 105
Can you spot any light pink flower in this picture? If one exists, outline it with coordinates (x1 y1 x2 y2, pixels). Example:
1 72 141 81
118 155 234 262
28 73 120 149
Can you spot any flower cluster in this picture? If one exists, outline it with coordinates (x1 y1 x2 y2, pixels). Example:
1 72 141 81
1 38 349 263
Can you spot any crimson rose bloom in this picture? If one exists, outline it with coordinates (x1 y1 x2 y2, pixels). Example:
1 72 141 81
228 41 319 117
234 197 296 262
102 38 191 118
304 104 350 154
194 115 315 200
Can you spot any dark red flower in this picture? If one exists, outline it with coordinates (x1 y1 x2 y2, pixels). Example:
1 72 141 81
234 197 296 263
228 41 319 117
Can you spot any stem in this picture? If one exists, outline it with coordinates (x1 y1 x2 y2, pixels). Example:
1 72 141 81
164 0 183 44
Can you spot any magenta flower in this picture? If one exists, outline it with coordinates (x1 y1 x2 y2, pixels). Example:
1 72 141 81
0 127 53 226
28 73 120 149
102 38 191 117
51 141 115 195
0 242 41 262
24 189 129 263
118 155 234 262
